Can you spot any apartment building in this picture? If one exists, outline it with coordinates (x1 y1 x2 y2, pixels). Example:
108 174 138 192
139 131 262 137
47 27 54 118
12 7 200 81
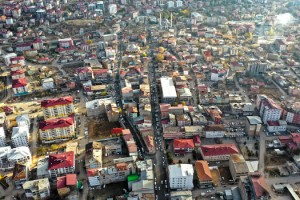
22 178 50 199
0 127 6 147
11 126 29 147
257 95 282 123
173 139 195 155
195 160 213 188
41 96 74 119
48 152 75 179
229 154 249 181
161 77 177 103
0 146 31 170
16 114 30 128
168 164 194 190
12 163 29 189
204 124 226 138
239 173 270 200
85 98 113 118
87 162 135 187
245 116 262 136
39 117 75 144
200 144 239 161
85 141 102 169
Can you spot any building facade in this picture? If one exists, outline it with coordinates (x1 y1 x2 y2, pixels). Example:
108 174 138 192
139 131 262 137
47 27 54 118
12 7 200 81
168 164 194 190
41 96 74 119
39 117 75 144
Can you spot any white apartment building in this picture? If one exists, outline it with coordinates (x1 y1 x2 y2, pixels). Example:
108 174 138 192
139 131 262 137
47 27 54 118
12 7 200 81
22 178 50 199
108 4 117 15
16 114 30 129
88 162 135 187
12 126 29 147
168 164 194 190
257 95 282 123
161 77 177 103
0 127 6 147
7 147 32 168
175 0 183 7
41 96 74 119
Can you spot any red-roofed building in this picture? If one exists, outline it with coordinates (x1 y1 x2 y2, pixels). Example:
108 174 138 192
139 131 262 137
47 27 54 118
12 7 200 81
257 95 282 123
144 135 155 153
93 69 109 82
77 67 94 81
239 173 270 200
10 56 25 66
39 117 75 144
16 43 32 52
66 174 77 186
173 139 195 155
48 151 75 179
11 69 25 80
195 160 213 188
12 78 28 96
33 38 44 50
200 144 239 161
41 96 74 119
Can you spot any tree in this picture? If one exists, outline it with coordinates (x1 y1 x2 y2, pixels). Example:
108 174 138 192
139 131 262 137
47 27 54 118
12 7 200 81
87 40 93 45
141 52 147 57
178 160 182 164
158 47 165 53
37 147 47 155
243 141 247 145
168 157 173 164
101 91 107 96
155 53 164 62
50 144 59 151
188 158 191 164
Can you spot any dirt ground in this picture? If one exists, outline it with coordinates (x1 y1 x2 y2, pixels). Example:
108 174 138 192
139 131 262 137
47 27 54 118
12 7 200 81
259 87 282 101
88 119 120 140
265 150 291 166
210 168 221 187
218 167 233 182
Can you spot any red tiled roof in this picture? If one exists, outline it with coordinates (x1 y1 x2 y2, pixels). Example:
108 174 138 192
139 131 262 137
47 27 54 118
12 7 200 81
66 174 77 186
12 78 27 88
41 96 73 108
77 67 92 73
57 176 66 189
87 168 98 177
93 69 109 75
48 151 75 170
144 135 154 148
251 175 270 198
195 160 212 182
127 143 137 153
173 139 195 149
116 163 127 171
39 117 74 131
10 56 25 61
10 69 24 76
201 144 239 157
291 133 300 144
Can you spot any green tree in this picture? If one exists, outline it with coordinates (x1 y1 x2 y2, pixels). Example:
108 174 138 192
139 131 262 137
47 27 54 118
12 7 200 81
37 147 47 155
50 144 59 151
155 53 165 62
